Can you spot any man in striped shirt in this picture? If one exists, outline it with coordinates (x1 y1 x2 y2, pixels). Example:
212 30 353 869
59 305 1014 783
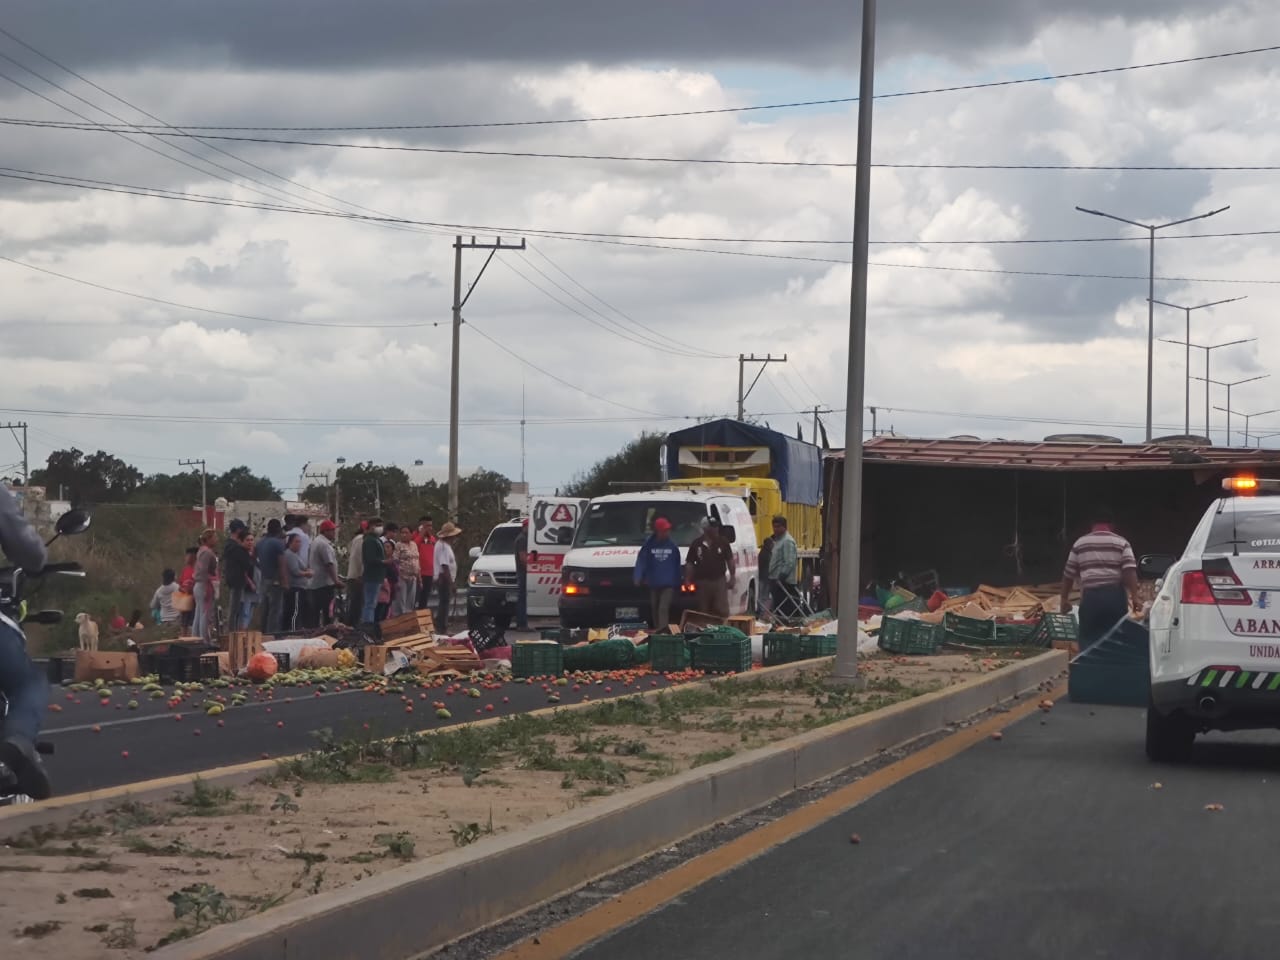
1059 507 1140 648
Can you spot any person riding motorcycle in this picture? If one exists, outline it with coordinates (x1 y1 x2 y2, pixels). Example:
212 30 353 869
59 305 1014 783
0 483 51 799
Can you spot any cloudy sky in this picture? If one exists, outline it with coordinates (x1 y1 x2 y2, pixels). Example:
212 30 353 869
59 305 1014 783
1 1 1277 498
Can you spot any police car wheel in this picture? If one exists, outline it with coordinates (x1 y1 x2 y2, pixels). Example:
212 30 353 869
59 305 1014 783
1145 692 1194 763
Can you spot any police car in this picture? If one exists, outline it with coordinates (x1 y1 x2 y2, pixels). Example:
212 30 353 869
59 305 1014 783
1145 476 1280 761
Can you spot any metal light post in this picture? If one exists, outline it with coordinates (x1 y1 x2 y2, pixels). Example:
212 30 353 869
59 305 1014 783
1151 297 1246 435
1192 374 1269 446
1253 431 1280 449
1215 406 1279 447
1158 337 1255 443
1076 204 1229 440
834 0 877 683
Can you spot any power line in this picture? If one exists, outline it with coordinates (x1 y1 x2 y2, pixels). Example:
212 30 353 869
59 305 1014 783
12 43 1275 132
8 167 1278 286
8 117 1279 170
0 255 443 329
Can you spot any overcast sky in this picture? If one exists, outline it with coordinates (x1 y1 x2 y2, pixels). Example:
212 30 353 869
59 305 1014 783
1 1 1277 499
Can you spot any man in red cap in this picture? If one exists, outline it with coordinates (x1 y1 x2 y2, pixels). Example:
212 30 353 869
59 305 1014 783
634 516 682 631
308 519 342 627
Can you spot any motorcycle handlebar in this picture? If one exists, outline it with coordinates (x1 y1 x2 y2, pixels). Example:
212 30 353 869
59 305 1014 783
0 561 83 576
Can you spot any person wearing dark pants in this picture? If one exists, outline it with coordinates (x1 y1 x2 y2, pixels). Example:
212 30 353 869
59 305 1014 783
1060 506 1140 650
360 519 387 627
434 522 462 634
634 516 682 632
308 520 341 628
0 482 52 799
256 519 287 634
221 520 254 631
514 518 530 631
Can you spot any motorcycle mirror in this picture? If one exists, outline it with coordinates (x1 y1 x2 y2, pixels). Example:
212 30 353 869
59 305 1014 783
55 510 91 536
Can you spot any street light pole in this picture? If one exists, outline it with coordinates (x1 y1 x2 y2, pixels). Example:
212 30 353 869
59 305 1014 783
1151 297 1246 436
1193 374 1269 446
1215 406 1279 447
834 0 877 684
1076 204 1229 441
1158 337 1255 443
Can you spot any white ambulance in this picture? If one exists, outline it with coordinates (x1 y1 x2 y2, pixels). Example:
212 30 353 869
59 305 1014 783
557 490 759 629
466 497 586 629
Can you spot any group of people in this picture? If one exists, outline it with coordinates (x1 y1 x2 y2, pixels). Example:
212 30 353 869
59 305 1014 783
148 514 463 642
346 517 462 633
634 513 801 631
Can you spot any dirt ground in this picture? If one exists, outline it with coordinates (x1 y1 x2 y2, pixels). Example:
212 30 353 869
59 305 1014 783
1 652 1023 957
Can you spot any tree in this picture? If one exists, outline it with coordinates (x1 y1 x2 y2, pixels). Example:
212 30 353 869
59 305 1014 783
32 448 143 504
211 466 279 501
302 463 413 518
564 432 666 499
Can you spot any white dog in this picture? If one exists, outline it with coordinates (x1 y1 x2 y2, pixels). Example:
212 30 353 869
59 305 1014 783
75 612 99 652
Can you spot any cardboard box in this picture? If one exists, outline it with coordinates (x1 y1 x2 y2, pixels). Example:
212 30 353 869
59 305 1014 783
74 650 139 683
680 610 727 632
726 615 757 636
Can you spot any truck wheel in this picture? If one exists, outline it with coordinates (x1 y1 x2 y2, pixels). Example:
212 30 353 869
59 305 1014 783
1145 692 1194 762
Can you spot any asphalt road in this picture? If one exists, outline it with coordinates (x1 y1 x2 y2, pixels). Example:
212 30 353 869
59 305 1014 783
574 701 1280 960
38 669 672 795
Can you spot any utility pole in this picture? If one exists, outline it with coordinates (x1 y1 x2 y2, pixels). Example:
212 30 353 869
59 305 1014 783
811 405 832 444
1151 297 1246 435
1159 336 1255 443
180 458 208 526
520 379 527 487
1217 406 1279 447
869 406 878 438
834 0 877 684
449 235 526 521
304 471 330 517
1076 203 1229 441
736 354 788 420
2 422 28 487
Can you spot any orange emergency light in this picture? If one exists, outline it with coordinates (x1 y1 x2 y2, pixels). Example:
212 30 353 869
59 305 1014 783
1223 476 1260 494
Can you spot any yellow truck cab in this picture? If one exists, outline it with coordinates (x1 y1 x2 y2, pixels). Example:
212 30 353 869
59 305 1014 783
663 419 822 588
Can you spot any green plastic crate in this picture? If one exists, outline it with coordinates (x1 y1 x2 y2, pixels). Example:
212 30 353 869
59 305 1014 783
991 622 1036 646
879 618 943 655
512 642 564 679
649 634 691 672
539 627 566 642
943 612 997 644
1026 614 1078 648
799 635 838 659
763 633 804 667
691 635 752 674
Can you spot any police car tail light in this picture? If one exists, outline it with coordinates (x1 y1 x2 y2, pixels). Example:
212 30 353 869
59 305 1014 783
1183 562 1252 606
1181 571 1216 605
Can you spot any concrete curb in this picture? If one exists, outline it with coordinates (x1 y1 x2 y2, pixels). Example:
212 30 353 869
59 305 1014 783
0 657 832 836
155 650 1066 960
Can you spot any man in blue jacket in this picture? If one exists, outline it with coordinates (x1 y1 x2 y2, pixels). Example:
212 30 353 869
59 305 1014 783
634 516 682 631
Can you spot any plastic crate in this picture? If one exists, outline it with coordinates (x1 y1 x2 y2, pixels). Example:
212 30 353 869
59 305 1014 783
539 628 566 642
649 634 691 672
991 622 1036 646
880 619 944 655
146 653 221 683
42 657 71 685
943 612 997 644
799 635 838 659
1026 613 1078 648
763 633 804 667
271 651 291 673
512 641 565 679
877 616 913 653
691 635 752 674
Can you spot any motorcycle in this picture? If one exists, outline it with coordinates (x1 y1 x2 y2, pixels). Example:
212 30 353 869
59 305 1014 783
0 508 92 805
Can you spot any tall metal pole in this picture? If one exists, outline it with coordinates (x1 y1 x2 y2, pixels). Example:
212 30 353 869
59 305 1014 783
1153 297 1246 440
448 236 463 521
1205 351 1211 442
1146 227 1155 440
737 354 745 421
833 0 876 683
1184 306 1190 436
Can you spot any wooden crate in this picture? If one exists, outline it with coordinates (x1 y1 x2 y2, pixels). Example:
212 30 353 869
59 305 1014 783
726 615 758 636
226 631 264 672
381 632 436 652
680 610 727 632
418 646 483 675
381 610 436 641
365 644 390 675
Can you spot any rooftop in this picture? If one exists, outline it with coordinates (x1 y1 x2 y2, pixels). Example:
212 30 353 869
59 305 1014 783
828 437 1280 472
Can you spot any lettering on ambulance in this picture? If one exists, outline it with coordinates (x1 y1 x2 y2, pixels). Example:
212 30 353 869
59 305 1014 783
591 548 635 558
1249 644 1280 658
1232 618 1280 635
1254 558 1280 568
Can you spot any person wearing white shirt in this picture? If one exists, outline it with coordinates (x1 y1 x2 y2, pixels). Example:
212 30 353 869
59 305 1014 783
433 522 462 633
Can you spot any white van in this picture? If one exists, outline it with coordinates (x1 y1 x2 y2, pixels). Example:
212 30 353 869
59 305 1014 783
557 490 759 629
467 497 586 629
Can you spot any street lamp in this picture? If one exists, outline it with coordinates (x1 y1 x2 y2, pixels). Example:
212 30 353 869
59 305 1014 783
1076 203 1230 440
834 0 878 684
1151 297 1247 435
1214 406 1280 447
1253 431 1280 449
1158 337 1256 443
1191 374 1269 446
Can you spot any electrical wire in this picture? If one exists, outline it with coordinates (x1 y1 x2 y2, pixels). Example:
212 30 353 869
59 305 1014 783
8 117 1279 170
7 168 1277 285
0 255 443 329
10 43 1275 131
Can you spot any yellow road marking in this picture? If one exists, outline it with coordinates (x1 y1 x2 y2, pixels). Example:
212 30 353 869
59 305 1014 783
493 683 1066 960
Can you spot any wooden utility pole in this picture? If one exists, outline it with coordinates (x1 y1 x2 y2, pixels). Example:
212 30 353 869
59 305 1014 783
180 458 208 526
449 236 526 520
736 354 787 421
